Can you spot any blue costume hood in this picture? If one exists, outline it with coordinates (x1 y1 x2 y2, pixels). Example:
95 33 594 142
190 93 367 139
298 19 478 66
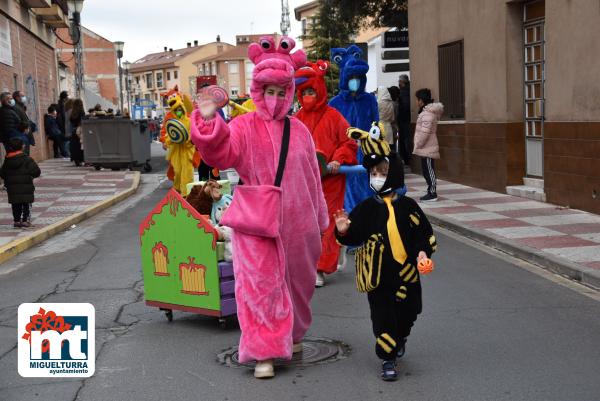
328 45 379 131
328 44 381 212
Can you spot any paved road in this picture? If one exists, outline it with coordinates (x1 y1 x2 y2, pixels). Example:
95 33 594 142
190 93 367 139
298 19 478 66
0 157 599 401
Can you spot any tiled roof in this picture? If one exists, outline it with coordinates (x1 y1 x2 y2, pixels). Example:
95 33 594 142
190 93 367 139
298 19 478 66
192 44 250 65
129 46 204 72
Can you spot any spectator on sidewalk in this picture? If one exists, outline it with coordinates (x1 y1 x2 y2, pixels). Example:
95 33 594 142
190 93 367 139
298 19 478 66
0 137 41 228
397 75 412 164
376 86 398 149
56 91 70 158
56 91 68 134
69 99 85 166
13 91 36 155
0 92 29 151
44 104 67 158
413 88 443 202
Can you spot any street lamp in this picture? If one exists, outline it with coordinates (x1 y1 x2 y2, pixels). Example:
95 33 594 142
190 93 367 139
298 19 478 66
123 60 131 113
114 41 125 112
67 0 84 98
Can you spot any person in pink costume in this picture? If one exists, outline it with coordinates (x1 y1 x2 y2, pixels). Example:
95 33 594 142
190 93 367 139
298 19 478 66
190 36 328 378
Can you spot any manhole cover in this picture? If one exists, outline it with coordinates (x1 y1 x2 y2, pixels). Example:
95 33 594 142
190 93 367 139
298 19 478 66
217 337 351 368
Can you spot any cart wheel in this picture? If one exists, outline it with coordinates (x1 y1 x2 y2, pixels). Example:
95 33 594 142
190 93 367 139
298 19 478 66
160 309 173 322
218 317 227 329
94 165 101 171
143 162 153 172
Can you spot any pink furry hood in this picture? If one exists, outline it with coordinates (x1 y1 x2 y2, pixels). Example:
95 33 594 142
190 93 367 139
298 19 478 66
249 36 307 121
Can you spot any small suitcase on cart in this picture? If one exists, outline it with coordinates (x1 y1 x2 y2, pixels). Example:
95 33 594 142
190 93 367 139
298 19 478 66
139 188 236 327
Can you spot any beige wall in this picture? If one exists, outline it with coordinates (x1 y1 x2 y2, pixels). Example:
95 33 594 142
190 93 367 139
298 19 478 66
545 0 600 121
176 42 234 95
409 0 600 123
408 0 524 123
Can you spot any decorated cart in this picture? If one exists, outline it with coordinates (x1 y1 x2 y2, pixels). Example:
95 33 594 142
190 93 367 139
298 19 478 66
139 187 236 327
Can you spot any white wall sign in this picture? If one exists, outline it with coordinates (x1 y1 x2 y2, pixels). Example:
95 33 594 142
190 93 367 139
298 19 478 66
0 15 12 67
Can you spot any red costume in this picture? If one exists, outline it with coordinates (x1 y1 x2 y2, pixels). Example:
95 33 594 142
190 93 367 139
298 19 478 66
295 61 357 274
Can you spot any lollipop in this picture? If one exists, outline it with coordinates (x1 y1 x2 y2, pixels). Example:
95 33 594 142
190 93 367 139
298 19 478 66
417 258 435 275
198 85 229 108
165 118 189 144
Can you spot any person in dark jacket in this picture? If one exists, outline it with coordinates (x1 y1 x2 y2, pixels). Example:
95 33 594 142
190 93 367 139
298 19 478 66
13 91 35 155
397 75 412 164
56 91 68 136
0 92 29 151
44 104 67 158
0 137 41 228
334 128 436 382
69 98 85 166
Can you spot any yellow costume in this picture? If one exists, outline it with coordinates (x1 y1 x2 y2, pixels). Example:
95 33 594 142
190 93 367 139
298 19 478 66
160 86 201 194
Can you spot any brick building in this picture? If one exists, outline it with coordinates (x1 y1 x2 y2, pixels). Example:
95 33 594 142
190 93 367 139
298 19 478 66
0 0 68 161
55 25 119 109
408 0 600 214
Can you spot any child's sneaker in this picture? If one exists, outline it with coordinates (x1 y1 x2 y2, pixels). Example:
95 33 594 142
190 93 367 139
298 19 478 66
397 342 406 359
419 193 438 202
381 360 398 381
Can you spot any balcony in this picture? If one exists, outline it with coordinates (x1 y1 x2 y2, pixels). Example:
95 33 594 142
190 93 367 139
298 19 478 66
21 0 51 8
31 3 69 28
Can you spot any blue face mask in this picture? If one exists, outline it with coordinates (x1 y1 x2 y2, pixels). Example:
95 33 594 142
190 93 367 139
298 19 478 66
348 78 360 92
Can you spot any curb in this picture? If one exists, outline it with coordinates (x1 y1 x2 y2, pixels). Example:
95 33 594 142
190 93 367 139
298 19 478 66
0 172 141 266
425 209 600 291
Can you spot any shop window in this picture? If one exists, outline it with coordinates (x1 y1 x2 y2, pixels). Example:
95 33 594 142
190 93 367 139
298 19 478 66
438 40 465 119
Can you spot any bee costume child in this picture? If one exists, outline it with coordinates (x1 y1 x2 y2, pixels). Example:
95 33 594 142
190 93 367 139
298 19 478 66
335 123 437 381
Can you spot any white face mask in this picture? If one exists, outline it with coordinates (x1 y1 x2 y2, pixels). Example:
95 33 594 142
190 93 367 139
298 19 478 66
8 99 15 107
21 96 27 103
370 176 386 192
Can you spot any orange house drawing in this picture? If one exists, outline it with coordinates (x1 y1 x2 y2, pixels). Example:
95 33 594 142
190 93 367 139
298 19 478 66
152 242 170 276
179 257 208 295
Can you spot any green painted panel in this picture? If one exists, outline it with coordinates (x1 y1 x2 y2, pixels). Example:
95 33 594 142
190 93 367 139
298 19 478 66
140 190 221 311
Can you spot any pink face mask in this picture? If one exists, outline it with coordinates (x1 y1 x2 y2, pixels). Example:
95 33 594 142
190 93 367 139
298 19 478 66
264 95 285 118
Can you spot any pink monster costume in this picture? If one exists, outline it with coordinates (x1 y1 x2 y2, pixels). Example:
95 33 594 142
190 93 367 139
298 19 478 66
190 36 328 363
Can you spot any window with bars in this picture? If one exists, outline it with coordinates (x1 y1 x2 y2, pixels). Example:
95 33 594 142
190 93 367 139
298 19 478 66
524 21 544 137
438 40 465 119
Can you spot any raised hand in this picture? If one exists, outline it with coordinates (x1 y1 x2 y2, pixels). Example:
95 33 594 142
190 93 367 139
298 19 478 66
197 99 217 120
333 209 351 233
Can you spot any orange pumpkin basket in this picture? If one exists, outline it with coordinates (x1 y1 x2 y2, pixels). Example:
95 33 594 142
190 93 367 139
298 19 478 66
417 258 435 275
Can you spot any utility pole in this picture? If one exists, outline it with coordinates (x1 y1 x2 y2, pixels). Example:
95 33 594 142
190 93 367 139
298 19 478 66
280 0 290 36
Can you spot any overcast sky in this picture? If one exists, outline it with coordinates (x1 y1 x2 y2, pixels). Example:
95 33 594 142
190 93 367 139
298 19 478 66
81 0 308 63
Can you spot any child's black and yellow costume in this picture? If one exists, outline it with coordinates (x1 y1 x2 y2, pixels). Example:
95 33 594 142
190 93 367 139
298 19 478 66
336 123 437 361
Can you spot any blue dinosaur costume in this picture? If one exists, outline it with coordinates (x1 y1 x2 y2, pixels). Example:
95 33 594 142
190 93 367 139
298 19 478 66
329 45 379 211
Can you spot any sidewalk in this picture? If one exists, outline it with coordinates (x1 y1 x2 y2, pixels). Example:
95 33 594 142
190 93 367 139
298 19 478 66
0 159 139 264
405 174 600 290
